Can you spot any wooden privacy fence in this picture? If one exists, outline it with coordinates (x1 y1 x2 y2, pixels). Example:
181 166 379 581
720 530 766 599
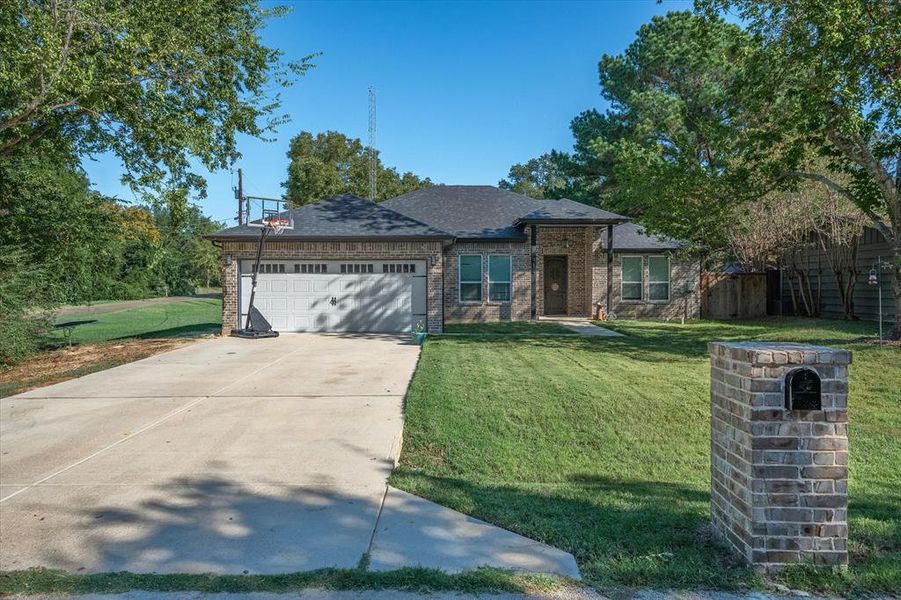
701 272 767 319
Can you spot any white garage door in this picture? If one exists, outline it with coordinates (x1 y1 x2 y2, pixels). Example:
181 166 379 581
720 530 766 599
239 260 427 333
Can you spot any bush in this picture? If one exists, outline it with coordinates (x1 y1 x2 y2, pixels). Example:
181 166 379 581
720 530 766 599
0 248 57 365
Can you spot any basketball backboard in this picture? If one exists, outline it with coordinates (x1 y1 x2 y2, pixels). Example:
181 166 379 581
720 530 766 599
244 196 294 230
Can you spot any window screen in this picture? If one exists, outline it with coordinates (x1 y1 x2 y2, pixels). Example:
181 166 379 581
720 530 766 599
488 255 512 302
622 257 643 301
648 256 670 301
459 255 482 302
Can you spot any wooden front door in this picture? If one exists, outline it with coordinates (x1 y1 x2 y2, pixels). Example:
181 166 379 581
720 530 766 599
543 256 568 315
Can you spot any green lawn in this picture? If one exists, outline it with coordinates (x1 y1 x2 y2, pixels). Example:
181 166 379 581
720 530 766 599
444 321 575 335
49 298 222 345
390 318 900 595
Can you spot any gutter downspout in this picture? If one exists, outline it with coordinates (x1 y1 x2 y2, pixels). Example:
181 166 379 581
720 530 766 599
606 224 614 317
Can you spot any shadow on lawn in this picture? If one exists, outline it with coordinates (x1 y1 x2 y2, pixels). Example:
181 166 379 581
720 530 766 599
435 318 875 362
389 470 755 589
114 322 221 340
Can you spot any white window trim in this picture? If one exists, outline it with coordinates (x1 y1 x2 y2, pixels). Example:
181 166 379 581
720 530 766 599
621 255 644 303
487 254 513 305
458 254 483 304
648 255 671 303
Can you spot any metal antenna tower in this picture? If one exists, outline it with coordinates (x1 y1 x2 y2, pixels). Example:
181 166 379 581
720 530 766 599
368 86 377 201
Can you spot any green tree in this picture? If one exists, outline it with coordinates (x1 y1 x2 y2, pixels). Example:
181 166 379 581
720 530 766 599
152 203 224 295
589 11 753 248
697 0 901 335
283 131 432 204
498 153 572 199
0 151 132 302
0 0 314 197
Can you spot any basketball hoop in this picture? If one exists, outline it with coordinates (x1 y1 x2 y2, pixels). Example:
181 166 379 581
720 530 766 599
263 216 290 234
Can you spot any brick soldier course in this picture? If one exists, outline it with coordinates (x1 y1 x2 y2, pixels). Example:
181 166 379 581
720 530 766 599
709 342 851 572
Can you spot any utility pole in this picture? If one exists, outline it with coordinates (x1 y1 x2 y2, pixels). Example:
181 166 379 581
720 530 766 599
234 168 244 224
368 86 377 201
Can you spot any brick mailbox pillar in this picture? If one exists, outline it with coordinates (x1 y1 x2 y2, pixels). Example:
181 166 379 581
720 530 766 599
708 342 851 572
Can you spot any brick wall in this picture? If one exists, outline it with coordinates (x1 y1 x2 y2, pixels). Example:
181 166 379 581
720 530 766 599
709 342 851 572
218 239 444 334
592 248 700 320
536 226 594 317
443 238 531 323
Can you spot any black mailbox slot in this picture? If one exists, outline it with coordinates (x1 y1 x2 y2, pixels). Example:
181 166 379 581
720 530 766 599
784 368 822 411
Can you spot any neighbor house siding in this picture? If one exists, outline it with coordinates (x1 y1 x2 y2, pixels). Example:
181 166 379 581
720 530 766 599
535 225 595 317
592 247 700 320
779 227 896 322
442 238 531 323
218 239 445 334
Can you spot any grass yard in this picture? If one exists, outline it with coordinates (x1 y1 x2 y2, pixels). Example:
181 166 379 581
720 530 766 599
391 318 900 595
49 297 222 345
1 298 222 398
444 321 574 335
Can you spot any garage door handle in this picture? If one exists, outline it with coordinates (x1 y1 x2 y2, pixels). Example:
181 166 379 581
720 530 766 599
330 296 337 306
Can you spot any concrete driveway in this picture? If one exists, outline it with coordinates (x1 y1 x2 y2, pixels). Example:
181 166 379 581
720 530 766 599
0 334 419 573
1 333 579 578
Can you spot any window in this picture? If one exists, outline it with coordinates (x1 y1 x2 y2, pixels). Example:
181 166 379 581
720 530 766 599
488 255 512 302
459 255 482 302
622 256 643 301
648 256 670 301
382 263 416 273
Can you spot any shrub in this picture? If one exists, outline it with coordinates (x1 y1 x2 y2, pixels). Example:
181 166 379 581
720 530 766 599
0 247 57 365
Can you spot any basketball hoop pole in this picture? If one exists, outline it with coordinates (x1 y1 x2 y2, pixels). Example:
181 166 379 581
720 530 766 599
231 195 291 339
244 226 270 330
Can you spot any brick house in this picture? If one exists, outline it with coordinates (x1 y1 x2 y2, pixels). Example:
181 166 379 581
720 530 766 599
208 185 700 334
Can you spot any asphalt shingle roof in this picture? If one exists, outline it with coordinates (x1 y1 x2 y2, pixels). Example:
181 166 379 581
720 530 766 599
382 185 628 240
208 186 685 251
208 194 453 241
601 222 686 251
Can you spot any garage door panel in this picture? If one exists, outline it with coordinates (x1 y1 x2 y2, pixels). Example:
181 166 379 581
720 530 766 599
240 260 425 333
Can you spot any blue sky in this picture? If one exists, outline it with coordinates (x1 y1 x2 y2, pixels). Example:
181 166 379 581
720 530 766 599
83 0 687 224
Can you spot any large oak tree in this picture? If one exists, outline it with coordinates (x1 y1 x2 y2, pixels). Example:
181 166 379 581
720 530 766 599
0 0 314 197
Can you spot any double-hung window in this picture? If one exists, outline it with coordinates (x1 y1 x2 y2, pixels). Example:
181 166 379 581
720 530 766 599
648 256 671 301
459 255 482 302
488 255 512 302
621 256 643 301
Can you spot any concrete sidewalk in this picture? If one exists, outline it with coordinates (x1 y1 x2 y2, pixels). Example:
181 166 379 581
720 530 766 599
547 320 624 337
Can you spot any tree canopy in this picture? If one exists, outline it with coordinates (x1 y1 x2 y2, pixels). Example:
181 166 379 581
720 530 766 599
283 131 433 204
0 0 314 197
501 4 901 332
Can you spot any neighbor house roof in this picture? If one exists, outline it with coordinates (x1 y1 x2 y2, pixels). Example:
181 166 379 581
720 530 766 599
382 185 628 240
207 194 453 241
600 223 686 252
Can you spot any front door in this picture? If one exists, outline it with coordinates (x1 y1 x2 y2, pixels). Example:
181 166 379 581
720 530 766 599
543 256 567 315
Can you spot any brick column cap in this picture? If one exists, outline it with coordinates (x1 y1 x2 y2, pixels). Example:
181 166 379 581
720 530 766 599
708 342 852 366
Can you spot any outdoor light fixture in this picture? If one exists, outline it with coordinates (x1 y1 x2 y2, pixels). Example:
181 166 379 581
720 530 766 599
225 255 233 266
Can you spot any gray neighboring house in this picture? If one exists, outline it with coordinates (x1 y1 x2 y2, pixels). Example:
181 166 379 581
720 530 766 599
208 185 700 334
